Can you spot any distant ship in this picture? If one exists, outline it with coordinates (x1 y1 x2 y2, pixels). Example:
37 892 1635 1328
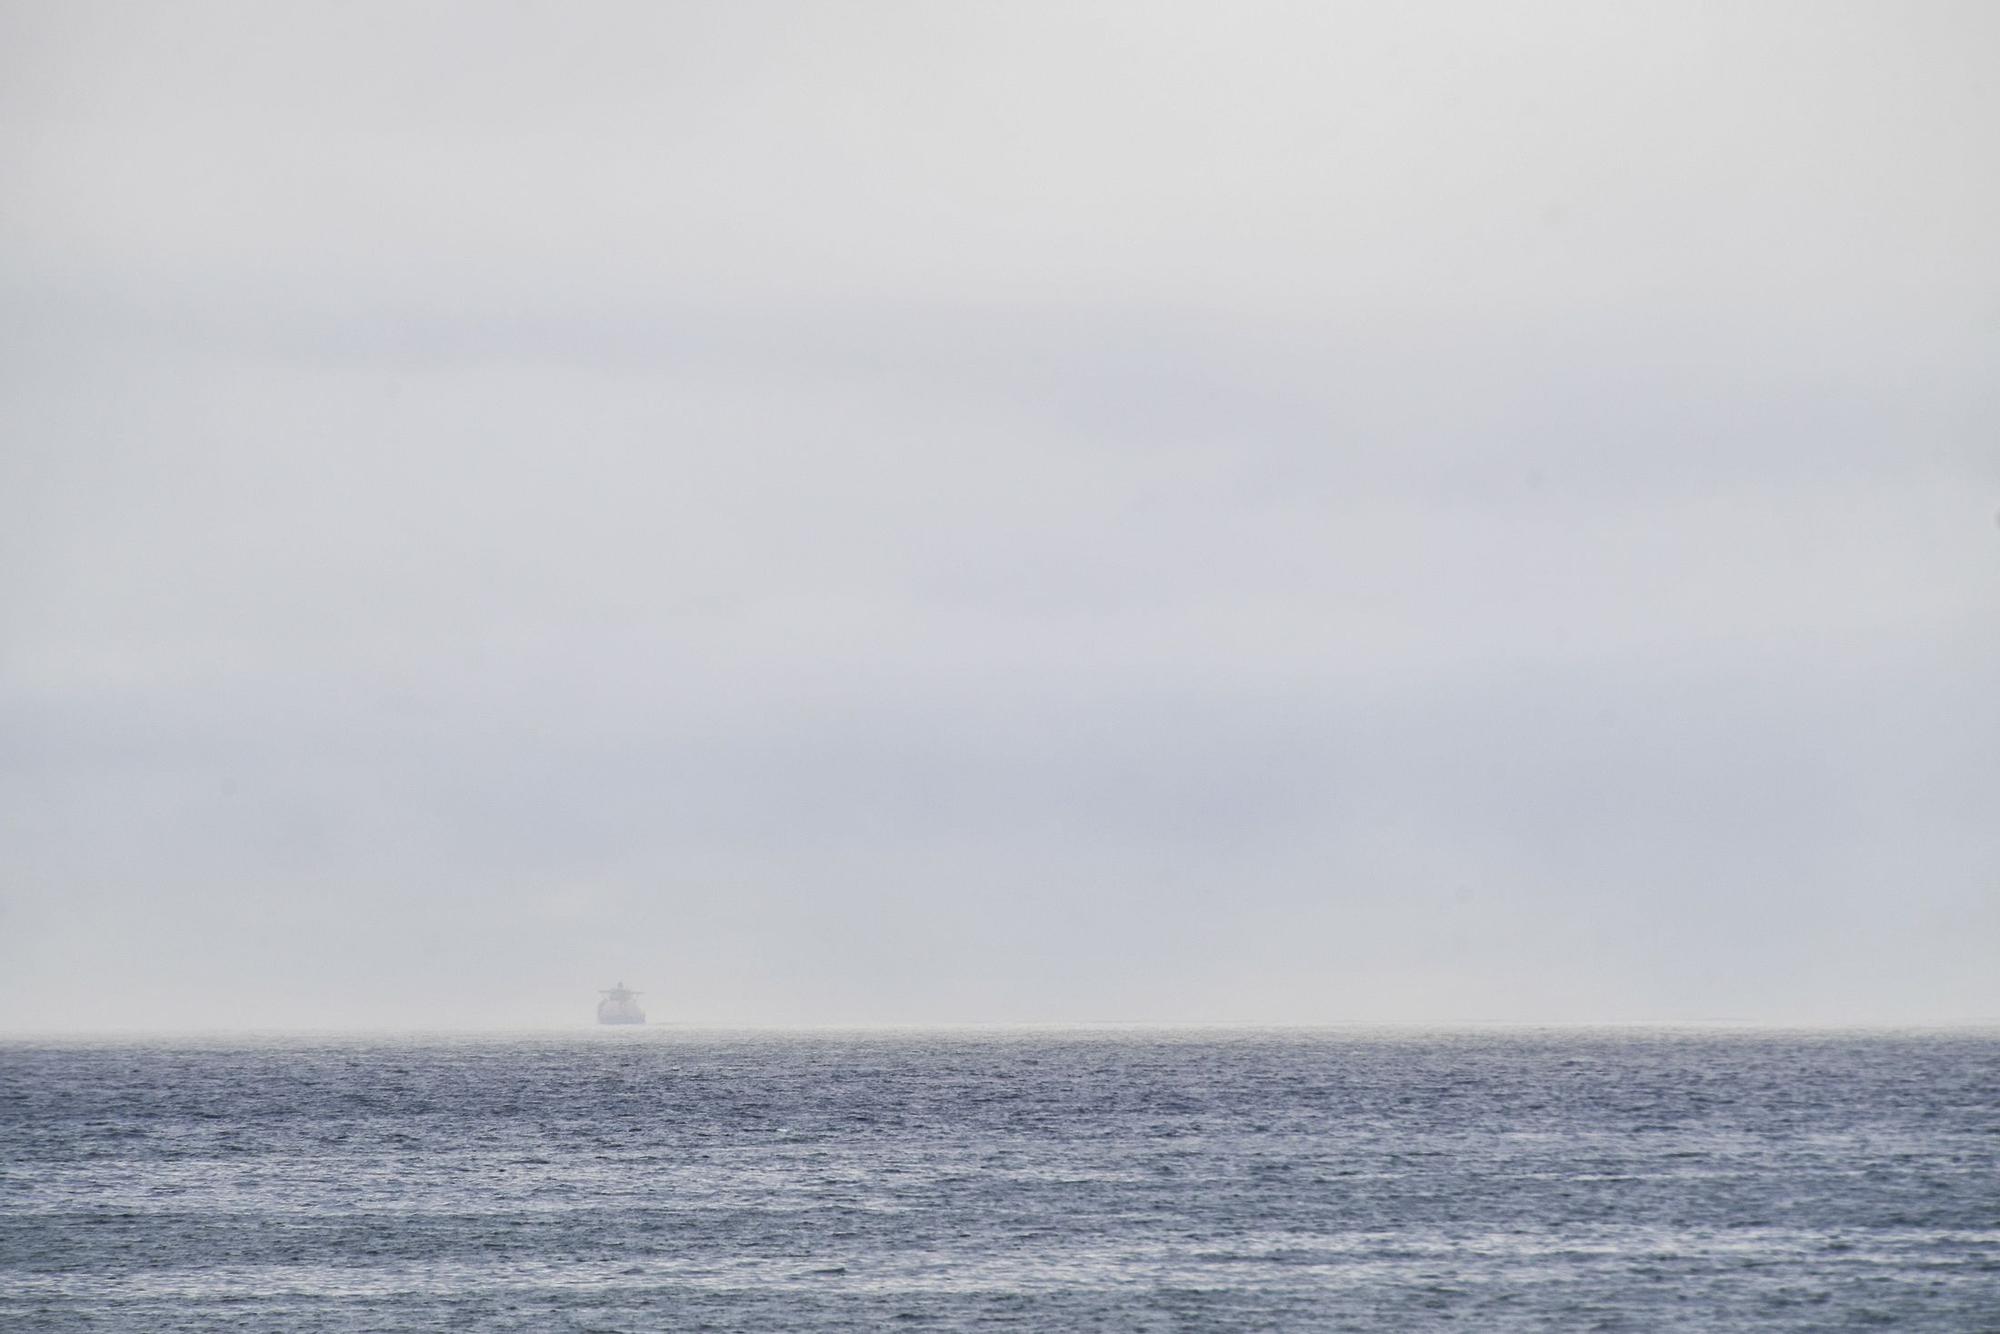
596 982 645 1025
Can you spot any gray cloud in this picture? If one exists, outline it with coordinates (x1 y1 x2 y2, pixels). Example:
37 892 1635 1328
2 1 1995 1028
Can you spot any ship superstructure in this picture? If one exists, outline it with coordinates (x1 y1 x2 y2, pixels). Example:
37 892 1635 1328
596 982 645 1025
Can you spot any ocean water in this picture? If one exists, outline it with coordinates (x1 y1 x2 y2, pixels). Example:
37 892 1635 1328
2 1030 1996 1331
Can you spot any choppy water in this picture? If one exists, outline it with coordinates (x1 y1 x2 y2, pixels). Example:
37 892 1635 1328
2 1029 1996 1331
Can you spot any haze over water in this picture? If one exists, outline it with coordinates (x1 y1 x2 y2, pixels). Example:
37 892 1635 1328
5 2 1999 1328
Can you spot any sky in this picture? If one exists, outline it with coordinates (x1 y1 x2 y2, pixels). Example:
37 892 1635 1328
2 1 1995 1029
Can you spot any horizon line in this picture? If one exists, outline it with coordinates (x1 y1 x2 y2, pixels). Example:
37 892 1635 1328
5 1017 1999 1038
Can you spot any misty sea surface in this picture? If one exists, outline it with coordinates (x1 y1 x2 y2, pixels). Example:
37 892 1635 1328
2 1030 1996 1332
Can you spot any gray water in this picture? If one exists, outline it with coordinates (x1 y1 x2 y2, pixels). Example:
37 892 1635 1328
2 1030 1996 1330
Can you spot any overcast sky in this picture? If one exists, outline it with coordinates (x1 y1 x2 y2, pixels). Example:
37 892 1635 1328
2 1 1995 1029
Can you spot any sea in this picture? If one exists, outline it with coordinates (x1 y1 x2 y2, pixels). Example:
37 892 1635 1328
2 1029 1996 1331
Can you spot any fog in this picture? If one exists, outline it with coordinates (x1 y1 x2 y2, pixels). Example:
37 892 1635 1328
3 1 1995 1029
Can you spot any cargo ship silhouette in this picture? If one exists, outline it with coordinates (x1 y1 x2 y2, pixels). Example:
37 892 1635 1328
596 982 644 1025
